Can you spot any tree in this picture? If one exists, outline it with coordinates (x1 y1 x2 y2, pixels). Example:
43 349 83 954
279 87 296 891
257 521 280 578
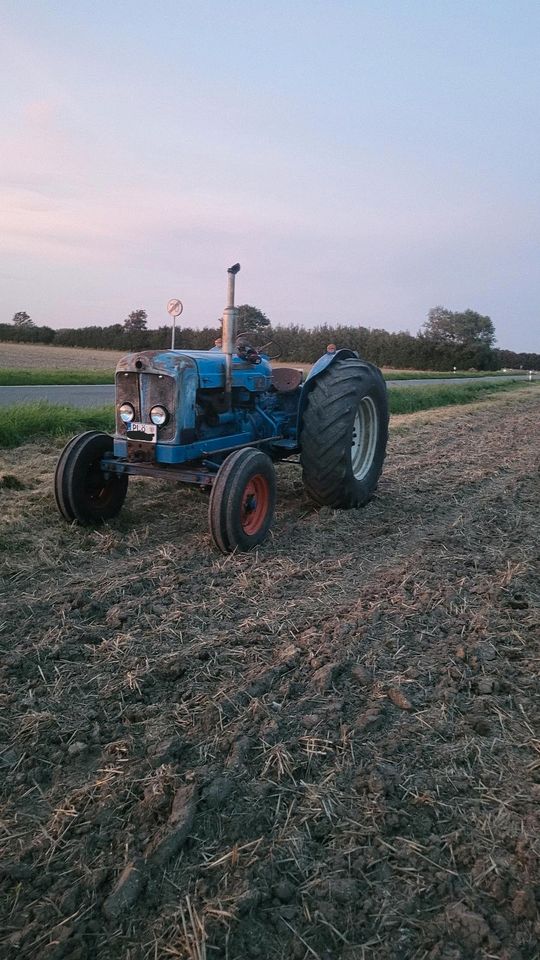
123 309 148 333
12 310 33 327
236 304 270 334
422 306 496 348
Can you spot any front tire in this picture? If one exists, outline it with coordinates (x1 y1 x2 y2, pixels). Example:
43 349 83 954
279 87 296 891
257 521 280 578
54 432 128 524
209 448 276 553
54 430 100 521
300 359 388 508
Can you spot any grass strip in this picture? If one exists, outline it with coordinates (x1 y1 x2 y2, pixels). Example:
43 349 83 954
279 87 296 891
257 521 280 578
0 369 115 386
0 402 114 448
0 367 530 386
383 369 526 381
388 378 534 414
0 381 536 448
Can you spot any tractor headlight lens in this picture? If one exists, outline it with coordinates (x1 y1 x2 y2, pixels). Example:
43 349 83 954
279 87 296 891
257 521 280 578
150 405 168 426
119 402 135 423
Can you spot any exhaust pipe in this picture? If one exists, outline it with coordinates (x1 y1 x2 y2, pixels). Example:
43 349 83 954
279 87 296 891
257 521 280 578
222 263 240 408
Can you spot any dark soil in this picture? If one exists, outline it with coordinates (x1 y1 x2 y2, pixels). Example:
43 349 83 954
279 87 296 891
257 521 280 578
1 392 539 960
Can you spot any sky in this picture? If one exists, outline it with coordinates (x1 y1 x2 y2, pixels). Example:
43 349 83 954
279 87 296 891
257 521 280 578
1 0 539 351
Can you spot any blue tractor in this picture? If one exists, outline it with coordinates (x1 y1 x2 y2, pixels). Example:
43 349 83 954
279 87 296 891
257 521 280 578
54 264 389 552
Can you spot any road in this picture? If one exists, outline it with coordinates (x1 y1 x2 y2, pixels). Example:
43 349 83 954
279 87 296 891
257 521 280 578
0 374 535 408
0 384 116 407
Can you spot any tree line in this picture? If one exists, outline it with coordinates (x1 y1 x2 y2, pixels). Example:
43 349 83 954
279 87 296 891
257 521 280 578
2 306 538 371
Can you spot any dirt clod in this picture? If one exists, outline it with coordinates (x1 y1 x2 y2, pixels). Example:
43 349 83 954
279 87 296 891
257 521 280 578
149 735 186 766
67 740 88 756
204 775 234 808
146 783 198 866
274 879 296 902
326 877 358 903
387 686 412 710
476 677 496 695
444 903 490 947
511 887 537 920
350 664 369 683
103 860 147 919
310 661 340 691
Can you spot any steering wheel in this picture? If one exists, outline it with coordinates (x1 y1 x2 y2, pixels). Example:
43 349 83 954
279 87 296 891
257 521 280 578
236 330 282 361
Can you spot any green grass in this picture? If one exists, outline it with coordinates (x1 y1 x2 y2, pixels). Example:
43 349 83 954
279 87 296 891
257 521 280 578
0 369 115 385
383 369 527 380
0 381 536 448
0 402 114 448
388 378 535 414
0 367 531 386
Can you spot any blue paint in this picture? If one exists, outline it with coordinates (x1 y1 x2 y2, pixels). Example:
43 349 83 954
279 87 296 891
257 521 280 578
111 346 355 477
303 348 358 384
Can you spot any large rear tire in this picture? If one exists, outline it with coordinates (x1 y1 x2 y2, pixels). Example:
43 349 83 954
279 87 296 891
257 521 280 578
300 358 388 508
54 432 128 524
209 448 276 553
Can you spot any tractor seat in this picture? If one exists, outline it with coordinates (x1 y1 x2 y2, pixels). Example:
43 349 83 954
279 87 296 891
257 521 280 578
271 367 304 393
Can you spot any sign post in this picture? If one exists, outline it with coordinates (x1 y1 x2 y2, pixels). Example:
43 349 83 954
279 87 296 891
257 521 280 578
166 298 183 350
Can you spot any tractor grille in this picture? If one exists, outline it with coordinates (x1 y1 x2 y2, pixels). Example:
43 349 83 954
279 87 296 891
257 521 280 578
115 372 140 432
140 372 176 441
116 371 176 442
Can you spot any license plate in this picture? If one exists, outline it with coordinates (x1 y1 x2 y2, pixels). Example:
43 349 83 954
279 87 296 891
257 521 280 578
126 422 157 442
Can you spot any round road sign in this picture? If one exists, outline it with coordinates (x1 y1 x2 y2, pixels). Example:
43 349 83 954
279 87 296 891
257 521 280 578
167 298 183 317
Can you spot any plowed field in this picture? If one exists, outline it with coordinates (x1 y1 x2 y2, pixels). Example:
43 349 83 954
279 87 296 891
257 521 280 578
1 393 539 960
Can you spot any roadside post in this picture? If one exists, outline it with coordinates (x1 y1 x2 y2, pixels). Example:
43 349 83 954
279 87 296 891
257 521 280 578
167 298 183 350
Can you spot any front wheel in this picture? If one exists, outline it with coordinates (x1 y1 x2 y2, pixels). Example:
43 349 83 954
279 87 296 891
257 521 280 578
54 432 128 524
300 359 388 508
208 448 276 553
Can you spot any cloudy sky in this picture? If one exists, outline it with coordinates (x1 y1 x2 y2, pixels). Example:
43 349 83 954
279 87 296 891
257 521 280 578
1 1 539 351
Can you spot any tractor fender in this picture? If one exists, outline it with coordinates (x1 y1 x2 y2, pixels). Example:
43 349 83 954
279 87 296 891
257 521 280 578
296 348 359 439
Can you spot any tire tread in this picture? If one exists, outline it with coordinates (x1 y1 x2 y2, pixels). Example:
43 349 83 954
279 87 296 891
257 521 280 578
300 359 388 508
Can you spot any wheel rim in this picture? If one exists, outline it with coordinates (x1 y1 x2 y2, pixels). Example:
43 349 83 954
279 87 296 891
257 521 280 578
241 474 269 534
85 461 118 507
351 396 379 480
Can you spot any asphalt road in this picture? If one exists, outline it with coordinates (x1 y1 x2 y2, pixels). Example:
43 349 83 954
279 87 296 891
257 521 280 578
0 375 535 408
0 384 116 408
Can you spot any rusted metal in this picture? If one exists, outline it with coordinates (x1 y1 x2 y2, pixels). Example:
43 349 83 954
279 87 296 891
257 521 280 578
139 372 175 441
115 352 195 442
271 367 303 393
108 461 214 486
115 371 140 433
127 440 156 463
222 264 240 409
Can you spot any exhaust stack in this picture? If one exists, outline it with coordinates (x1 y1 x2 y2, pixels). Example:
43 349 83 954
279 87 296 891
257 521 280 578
222 263 240 407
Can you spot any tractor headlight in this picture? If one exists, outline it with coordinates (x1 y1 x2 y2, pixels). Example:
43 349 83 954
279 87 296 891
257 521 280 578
119 402 135 423
150 405 169 426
